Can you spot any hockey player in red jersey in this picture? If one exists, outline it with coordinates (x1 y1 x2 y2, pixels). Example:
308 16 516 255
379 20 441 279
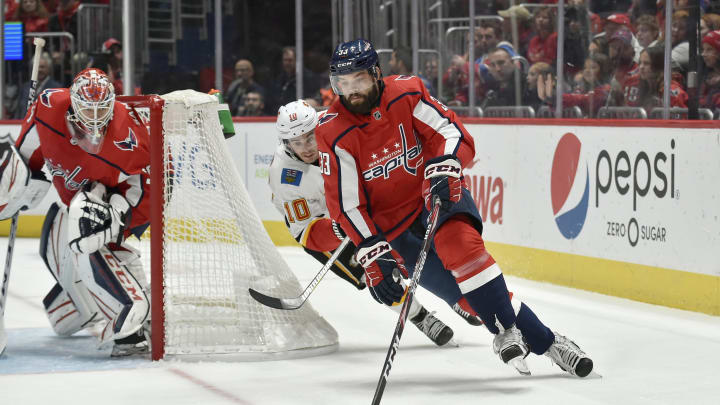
0 68 151 356
269 99 463 346
316 39 594 377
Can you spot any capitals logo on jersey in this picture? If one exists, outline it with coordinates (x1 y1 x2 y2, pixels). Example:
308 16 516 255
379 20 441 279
40 89 62 108
318 113 338 126
362 123 422 181
114 128 138 151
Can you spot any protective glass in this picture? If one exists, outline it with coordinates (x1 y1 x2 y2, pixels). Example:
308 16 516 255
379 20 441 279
330 70 375 96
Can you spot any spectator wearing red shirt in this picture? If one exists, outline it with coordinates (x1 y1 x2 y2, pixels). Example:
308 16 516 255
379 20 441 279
700 30 720 110
527 7 558 65
537 53 612 117
8 0 49 33
623 46 687 110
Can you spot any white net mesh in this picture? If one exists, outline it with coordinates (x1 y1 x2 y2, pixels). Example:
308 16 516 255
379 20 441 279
132 90 337 359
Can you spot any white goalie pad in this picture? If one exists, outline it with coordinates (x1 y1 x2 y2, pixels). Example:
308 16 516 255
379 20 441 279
40 203 103 336
76 243 150 345
0 134 50 220
42 283 102 336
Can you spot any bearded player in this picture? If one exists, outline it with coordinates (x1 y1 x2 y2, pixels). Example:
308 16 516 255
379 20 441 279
315 39 594 377
0 68 151 356
269 99 484 347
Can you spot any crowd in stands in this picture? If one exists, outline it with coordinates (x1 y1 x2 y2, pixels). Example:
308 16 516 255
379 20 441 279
430 0 720 118
223 0 720 119
2 0 719 119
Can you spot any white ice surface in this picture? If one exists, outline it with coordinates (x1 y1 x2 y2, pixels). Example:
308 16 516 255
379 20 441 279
1 237 719 405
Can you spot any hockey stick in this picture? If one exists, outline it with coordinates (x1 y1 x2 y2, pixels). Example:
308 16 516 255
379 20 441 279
371 196 442 405
0 37 46 356
248 236 352 310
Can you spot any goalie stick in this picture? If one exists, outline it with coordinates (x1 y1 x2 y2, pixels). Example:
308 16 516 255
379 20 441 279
371 196 442 405
248 236 352 310
1 37 46 356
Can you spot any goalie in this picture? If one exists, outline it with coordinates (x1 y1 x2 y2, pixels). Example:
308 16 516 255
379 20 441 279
269 100 483 347
1 68 151 356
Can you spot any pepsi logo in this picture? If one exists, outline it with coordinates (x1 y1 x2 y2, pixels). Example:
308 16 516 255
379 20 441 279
551 133 589 239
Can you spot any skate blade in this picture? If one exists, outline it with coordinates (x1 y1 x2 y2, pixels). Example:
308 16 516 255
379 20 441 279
444 338 460 348
508 357 531 376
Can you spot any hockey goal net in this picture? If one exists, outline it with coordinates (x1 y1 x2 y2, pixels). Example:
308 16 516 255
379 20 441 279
118 90 338 360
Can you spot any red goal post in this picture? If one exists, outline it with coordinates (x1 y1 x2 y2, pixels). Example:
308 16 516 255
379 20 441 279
117 91 337 361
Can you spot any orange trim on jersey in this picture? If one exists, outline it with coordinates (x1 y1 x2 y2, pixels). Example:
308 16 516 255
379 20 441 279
300 218 323 247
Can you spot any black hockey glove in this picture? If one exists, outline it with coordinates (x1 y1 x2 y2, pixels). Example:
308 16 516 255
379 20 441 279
355 235 408 306
422 154 462 212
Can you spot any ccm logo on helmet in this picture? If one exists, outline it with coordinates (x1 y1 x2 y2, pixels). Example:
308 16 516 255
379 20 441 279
357 242 391 266
424 164 461 178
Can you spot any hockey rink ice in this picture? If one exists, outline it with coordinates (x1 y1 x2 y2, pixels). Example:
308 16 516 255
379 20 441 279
1 238 718 405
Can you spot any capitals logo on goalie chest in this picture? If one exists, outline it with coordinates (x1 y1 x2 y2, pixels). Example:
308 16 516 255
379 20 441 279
45 159 89 191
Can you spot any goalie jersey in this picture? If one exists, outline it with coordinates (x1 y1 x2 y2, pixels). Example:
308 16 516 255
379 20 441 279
16 88 152 237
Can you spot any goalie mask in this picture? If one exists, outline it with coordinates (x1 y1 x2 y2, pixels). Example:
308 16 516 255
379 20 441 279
67 68 115 154
276 100 319 164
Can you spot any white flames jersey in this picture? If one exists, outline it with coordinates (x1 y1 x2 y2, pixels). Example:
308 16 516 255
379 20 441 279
268 144 328 243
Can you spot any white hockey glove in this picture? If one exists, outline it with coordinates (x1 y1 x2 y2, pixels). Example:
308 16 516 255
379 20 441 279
0 134 51 220
68 182 131 254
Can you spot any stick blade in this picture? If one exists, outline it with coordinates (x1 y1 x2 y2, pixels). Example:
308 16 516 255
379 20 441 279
248 288 302 310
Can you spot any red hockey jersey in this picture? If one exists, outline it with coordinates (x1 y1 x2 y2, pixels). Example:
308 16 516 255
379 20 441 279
16 88 151 235
315 75 474 244
622 75 688 109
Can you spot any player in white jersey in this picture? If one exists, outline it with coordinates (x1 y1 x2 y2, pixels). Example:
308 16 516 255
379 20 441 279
269 100 478 346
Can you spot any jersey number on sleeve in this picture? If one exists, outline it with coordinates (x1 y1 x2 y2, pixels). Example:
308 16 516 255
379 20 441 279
284 198 310 223
319 152 331 175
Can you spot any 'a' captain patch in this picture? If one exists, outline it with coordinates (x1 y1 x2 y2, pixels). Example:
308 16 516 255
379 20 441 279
281 168 303 186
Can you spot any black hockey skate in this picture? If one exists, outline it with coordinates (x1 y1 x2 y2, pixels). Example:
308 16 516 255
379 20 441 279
452 302 483 326
545 332 593 377
111 323 150 358
411 307 454 346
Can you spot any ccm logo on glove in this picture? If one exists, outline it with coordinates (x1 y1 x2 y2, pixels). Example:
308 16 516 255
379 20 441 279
357 242 392 266
424 162 461 178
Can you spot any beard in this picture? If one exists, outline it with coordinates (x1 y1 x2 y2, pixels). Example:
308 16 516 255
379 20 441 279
342 83 380 114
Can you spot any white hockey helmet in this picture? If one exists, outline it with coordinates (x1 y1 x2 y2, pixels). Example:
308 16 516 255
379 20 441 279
67 68 115 154
276 100 318 141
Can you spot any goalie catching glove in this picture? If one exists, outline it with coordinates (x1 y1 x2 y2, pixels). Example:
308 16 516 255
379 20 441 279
355 234 408 306
0 134 51 220
422 154 462 212
68 182 131 254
